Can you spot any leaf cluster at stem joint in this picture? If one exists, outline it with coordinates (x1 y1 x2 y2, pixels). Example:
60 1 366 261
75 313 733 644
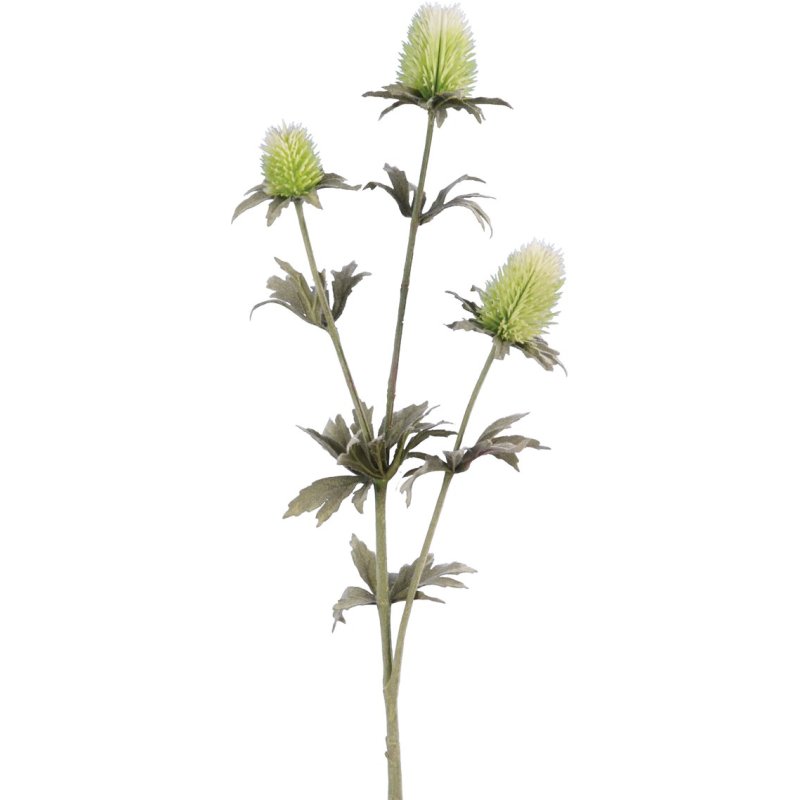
365 164 494 234
283 402 455 526
249 258 369 328
400 412 549 505
332 534 477 628
364 83 511 127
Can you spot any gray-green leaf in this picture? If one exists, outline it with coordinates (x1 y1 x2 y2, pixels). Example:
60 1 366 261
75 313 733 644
332 586 376 630
283 476 363 526
331 262 370 321
477 413 529 444
231 188 270 222
399 455 448 506
349 534 377 593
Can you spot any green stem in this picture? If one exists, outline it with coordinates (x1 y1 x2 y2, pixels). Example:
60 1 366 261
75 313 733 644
389 342 497 695
384 110 436 433
454 343 497 450
294 201 373 440
384 687 402 800
374 483 393 685
374 483 402 800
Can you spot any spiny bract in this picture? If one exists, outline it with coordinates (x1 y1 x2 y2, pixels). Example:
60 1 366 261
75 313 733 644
261 123 324 198
397 4 477 99
478 241 565 344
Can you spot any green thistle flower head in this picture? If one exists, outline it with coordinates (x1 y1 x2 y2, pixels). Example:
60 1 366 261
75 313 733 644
478 241 565 344
397 4 477 99
260 123 324 198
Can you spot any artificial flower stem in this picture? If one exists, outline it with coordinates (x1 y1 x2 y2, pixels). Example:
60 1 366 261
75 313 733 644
384 109 436 433
389 342 497 694
374 482 402 800
374 482 393 685
453 341 498 450
294 201 373 440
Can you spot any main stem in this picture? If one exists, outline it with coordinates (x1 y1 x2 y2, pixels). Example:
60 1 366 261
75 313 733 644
294 201 373 440
374 483 402 800
389 343 497 696
378 112 436 800
384 110 436 433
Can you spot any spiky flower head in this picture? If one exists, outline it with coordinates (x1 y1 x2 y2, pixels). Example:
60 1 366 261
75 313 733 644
478 241 565 344
260 123 324 198
397 4 477 99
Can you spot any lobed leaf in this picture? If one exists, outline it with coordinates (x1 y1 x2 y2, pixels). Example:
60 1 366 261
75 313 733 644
283 476 364 526
332 536 476 628
331 262 370 321
399 455 448 506
266 197 291 227
349 534 377 593
476 413 529 444
332 586 376 630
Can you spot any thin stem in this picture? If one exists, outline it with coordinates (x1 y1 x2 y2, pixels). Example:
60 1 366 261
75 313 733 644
375 483 402 799
384 110 436 433
389 343 497 694
294 201 373 440
374 483 393 686
454 342 497 449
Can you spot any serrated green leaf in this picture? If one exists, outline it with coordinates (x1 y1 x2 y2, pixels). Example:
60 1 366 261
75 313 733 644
351 482 370 514
432 174 485 207
518 336 567 374
471 96 513 108
332 585 376 630
298 426 344 460
259 257 323 327
378 100 406 119
304 189 323 209
364 164 424 218
413 590 446 603
322 414 352 453
389 551 476 603
404 423 454 453
266 197 291 227
382 402 430 449
331 262 370 321
399 455 447 506
476 413 528 444
421 188 494 235
349 534 377 593
283 476 362 526
231 188 270 222
316 172 360 191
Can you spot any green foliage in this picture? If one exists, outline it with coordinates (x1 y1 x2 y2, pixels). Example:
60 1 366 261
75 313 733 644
365 165 493 233
298 402 454 485
400 412 548 505
232 169 358 225
332 535 476 628
249 258 369 327
363 83 511 126
284 476 368 527
283 402 454 527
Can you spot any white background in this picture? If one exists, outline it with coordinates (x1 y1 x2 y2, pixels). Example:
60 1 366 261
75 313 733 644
1 0 799 798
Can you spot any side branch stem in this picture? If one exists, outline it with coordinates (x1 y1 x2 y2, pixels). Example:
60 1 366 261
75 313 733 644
389 343 497 695
294 201 373 440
